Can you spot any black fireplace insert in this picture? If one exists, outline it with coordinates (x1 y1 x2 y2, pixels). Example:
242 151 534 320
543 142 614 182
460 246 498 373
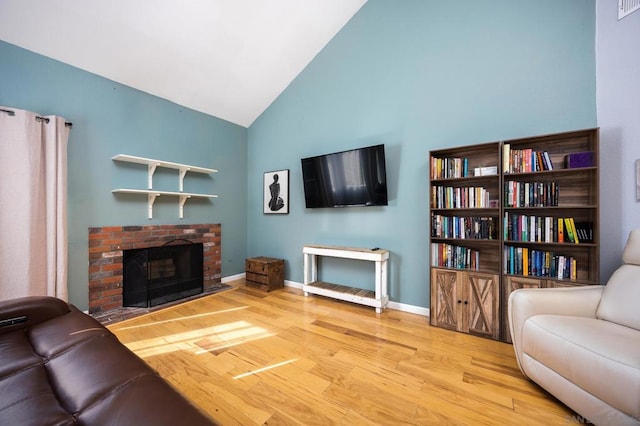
123 241 204 308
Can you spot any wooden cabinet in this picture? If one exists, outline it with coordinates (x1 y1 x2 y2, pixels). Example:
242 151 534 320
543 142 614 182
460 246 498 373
245 257 284 291
501 276 591 342
430 128 599 342
430 141 502 340
502 276 544 342
430 269 459 332
546 280 585 288
430 269 499 340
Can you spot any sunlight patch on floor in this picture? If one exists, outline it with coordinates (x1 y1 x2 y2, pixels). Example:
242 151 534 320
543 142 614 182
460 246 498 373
233 359 299 380
111 306 250 332
193 328 277 355
124 320 273 358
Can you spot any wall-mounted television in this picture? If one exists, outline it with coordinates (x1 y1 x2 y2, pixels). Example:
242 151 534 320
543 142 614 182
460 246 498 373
301 144 388 208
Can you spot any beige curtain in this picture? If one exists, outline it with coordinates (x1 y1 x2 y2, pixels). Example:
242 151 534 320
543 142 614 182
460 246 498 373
0 106 69 301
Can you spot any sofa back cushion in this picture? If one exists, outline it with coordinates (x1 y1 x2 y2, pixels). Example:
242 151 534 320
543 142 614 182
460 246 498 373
597 229 640 330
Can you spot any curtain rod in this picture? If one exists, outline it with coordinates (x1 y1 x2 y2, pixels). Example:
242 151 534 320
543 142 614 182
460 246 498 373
1 108 73 128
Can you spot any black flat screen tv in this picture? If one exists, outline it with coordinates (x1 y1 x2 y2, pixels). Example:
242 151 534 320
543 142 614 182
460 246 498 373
301 144 388 208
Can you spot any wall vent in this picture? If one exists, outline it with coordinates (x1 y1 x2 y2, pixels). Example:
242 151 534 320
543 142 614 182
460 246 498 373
619 0 640 19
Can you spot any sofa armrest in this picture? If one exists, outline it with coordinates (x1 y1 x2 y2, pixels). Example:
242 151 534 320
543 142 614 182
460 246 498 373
508 286 605 375
0 296 71 336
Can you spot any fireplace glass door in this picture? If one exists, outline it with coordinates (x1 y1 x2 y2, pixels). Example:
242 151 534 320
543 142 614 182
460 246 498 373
123 242 204 308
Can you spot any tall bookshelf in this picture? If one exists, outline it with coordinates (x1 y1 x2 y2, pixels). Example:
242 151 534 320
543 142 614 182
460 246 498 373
429 142 502 340
429 128 599 342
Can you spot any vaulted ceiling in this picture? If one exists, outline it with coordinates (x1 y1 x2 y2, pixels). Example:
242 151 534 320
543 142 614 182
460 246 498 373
0 0 366 127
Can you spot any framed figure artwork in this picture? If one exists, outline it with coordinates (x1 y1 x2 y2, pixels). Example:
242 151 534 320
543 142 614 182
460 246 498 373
264 169 289 214
636 160 640 201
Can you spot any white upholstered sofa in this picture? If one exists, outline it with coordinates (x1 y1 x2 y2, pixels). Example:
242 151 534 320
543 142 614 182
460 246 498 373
509 229 640 426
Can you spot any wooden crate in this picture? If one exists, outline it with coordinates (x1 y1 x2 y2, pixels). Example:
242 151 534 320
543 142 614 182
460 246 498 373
245 257 284 291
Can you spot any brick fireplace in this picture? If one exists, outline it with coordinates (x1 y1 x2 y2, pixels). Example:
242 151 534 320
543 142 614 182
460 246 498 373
88 224 221 315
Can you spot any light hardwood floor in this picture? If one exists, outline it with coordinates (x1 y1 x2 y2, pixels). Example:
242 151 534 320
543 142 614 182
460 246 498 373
108 280 579 425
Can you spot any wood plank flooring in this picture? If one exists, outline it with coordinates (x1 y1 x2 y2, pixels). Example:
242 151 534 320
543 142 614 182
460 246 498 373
108 280 578 425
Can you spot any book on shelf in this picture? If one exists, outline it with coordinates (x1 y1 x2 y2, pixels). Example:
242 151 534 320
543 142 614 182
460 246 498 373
504 246 577 280
556 256 564 279
431 215 497 239
503 144 510 173
565 151 594 169
504 148 554 173
504 213 591 244
574 221 593 243
563 218 578 243
535 152 544 172
542 151 554 170
558 218 564 243
431 156 469 179
504 181 558 208
431 185 492 209
569 217 579 244
431 243 480 270
473 166 498 176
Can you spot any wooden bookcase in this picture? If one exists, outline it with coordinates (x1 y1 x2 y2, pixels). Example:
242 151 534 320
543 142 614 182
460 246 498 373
429 128 599 342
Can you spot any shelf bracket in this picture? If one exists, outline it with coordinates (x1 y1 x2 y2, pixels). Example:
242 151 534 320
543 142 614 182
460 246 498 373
148 193 158 219
178 167 189 192
178 194 191 219
147 163 159 189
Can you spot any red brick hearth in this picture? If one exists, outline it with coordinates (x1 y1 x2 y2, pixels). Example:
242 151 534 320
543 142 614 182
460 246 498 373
88 224 221 315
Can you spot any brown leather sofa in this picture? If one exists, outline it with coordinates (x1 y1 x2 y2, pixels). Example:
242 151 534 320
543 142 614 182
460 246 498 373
0 296 216 425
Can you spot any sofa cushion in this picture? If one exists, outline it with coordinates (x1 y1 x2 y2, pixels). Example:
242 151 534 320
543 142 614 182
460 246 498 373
46 333 155 414
597 241 640 330
0 365 74 426
0 331 42 378
622 229 640 265
28 307 111 358
522 314 640 420
78 374 217 425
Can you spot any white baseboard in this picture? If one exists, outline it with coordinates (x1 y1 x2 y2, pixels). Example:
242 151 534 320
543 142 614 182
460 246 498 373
222 272 246 283
387 300 429 317
284 280 303 289
207 275 430 318
283 281 429 318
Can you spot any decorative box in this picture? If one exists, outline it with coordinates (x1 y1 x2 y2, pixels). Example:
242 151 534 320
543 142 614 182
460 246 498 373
245 257 284 291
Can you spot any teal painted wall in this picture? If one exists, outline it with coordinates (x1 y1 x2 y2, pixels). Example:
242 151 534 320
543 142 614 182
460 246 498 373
0 0 597 312
0 40 248 311
248 0 597 307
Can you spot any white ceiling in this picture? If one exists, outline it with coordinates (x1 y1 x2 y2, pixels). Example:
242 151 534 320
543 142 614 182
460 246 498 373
0 0 366 127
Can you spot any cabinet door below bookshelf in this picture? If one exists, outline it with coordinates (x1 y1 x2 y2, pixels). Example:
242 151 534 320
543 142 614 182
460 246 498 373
503 276 545 342
430 268 499 340
466 272 499 340
546 280 590 288
430 269 459 332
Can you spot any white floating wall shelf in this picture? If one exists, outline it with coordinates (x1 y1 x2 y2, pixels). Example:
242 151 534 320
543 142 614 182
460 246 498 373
112 154 218 219
112 154 217 191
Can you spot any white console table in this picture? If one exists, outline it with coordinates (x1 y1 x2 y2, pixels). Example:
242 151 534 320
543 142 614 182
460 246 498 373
302 245 389 313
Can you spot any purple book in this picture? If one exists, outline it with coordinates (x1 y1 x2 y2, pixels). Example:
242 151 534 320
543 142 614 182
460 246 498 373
565 151 594 168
